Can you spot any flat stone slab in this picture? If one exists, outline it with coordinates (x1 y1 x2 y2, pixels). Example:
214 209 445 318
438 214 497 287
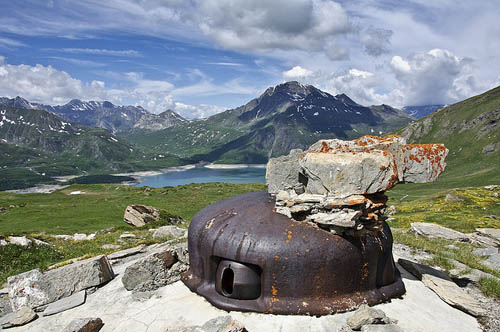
4 254 481 332
398 258 486 317
476 228 500 245
0 306 37 328
472 248 498 257
43 291 86 316
482 254 500 270
8 255 114 311
107 245 146 260
410 222 469 241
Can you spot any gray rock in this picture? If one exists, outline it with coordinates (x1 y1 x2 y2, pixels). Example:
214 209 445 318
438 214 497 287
61 317 104 332
468 232 500 247
445 192 464 202
409 222 469 242
460 269 498 283
361 325 404 332
32 239 49 246
299 151 396 196
152 225 187 240
347 304 389 330
0 239 7 246
472 247 498 257
42 291 86 316
8 255 114 311
121 244 188 292
186 316 246 332
8 236 32 248
107 245 145 260
0 292 12 318
482 253 500 270
101 244 121 250
0 306 37 328
72 233 96 241
119 233 136 239
53 234 73 240
266 149 303 195
476 228 500 244
307 210 362 228
398 258 486 317
484 185 499 190
123 204 161 227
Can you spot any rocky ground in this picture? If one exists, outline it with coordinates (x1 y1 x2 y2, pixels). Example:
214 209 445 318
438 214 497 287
0 232 497 332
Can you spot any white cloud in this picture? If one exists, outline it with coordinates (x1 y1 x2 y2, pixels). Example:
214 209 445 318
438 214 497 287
0 37 26 48
0 58 227 118
283 66 314 80
360 27 393 56
56 48 141 57
389 48 483 105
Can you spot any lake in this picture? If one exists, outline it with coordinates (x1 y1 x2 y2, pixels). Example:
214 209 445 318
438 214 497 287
134 165 267 188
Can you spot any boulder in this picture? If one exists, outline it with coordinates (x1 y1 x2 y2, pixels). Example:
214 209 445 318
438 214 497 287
266 149 303 195
123 204 161 227
445 193 464 202
62 317 104 332
122 243 188 292
347 304 390 330
0 306 37 328
299 150 397 195
8 236 32 248
42 291 86 316
152 225 187 240
409 222 469 242
8 255 114 311
398 258 486 317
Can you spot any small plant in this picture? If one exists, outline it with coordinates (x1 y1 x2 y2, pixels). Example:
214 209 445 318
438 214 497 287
478 277 500 299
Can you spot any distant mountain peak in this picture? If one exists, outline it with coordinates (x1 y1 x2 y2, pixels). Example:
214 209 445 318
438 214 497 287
335 93 358 106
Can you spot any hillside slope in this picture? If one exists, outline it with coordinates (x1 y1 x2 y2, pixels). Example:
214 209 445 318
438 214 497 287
121 81 413 163
397 85 500 189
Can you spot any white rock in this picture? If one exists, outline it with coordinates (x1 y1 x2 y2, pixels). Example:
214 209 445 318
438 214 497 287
119 233 137 239
152 226 187 240
410 222 469 242
33 239 49 246
8 236 32 248
0 239 7 246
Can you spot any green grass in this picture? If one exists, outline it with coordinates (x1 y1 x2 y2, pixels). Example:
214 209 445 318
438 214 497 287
0 182 266 283
478 277 500 299
392 230 500 279
0 182 266 235
387 186 500 233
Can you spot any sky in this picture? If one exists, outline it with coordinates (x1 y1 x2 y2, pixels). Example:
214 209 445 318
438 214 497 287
0 0 499 119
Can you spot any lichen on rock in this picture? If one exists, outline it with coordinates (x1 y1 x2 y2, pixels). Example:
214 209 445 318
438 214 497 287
266 135 448 235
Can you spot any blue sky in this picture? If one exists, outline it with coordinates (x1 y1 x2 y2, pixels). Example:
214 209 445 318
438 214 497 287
0 0 499 119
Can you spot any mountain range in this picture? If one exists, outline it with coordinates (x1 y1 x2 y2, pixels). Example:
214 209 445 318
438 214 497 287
120 81 413 163
4 80 497 190
402 105 445 119
0 97 185 133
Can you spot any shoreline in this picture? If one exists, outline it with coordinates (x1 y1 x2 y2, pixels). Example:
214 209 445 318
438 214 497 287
3 163 267 194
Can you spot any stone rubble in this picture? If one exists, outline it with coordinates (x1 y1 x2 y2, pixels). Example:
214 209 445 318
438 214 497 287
266 135 448 235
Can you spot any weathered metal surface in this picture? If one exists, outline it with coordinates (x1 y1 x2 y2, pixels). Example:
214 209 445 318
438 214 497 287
182 191 405 315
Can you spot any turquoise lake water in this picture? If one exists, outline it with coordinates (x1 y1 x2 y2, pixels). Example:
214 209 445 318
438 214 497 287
134 166 266 187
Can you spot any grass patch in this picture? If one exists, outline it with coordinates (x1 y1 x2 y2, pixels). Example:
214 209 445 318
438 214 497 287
387 186 500 233
392 230 500 279
0 182 266 235
478 277 500 299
